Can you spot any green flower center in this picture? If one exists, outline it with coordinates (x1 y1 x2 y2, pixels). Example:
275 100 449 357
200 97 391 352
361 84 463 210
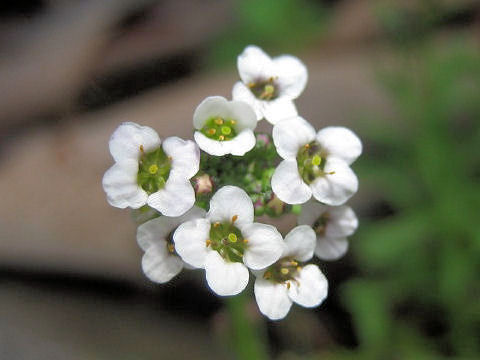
248 77 278 100
313 212 330 236
207 216 248 263
296 142 330 184
263 257 302 286
137 147 171 194
201 117 238 141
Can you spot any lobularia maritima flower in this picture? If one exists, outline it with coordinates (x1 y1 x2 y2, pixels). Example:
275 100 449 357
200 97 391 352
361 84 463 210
193 96 257 156
102 122 200 217
254 225 328 320
173 186 284 296
298 201 358 260
137 206 206 283
271 116 362 206
232 45 307 125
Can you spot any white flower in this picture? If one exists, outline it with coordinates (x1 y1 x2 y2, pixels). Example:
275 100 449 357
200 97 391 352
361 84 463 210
232 45 307 124
271 116 362 206
193 96 257 156
102 122 200 216
173 186 284 296
254 225 328 320
136 206 206 283
298 201 358 260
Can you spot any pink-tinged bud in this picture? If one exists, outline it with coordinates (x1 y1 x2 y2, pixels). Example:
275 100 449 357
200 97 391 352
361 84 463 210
256 133 270 146
193 174 213 195
254 198 264 209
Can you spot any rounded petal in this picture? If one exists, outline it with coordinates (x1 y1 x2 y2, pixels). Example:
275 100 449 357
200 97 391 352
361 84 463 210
226 100 257 131
283 225 316 262
273 55 308 99
205 251 249 296
162 137 200 178
315 236 349 261
193 96 229 129
288 264 328 308
326 205 358 238
237 45 274 84
271 160 312 205
262 98 298 125
232 82 261 120
102 161 147 209
147 171 195 217
241 223 284 270
207 186 254 227
173 218 210 268
254 278 292 320
272 117 316 160
142 245 183 283
297 200 328 227
136 206 206 251
316 127 362 165
109 122 161 162
194 130 255 157
310 158 358 206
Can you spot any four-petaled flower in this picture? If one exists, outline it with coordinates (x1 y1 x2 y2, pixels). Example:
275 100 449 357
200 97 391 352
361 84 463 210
173 186 284 296
193 96 257 156
298 201 358 260
102 122 200 216
232 45 308 124
271 116 362 206
137 206 206 283
254 225 329 320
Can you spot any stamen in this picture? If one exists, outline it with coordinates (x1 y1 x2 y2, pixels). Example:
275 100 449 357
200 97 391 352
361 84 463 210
218 135 225 141
243 239 249 244
214 222 220 228
167 243 175 253
247 82 255 88
214 117 224 125
281 268 289 275
304 143 310 149
286 281 291 289
228 233 237 243
139 145 144 153
206 239 211 247
230 120 236 125
231 215 238 223
208 128 216 135
148 164 159 174
290 260 298 266
263 271 272 279
297 266 302 272
324 171 335 175
221 126 232 135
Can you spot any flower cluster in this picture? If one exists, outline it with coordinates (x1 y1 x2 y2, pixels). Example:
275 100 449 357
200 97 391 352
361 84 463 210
102 45 361 320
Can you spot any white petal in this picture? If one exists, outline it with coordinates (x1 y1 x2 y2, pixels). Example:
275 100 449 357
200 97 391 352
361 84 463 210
173 218 210 268
297 200 328 227
310 158 358 206
147 171 195 217
142 245 183 283
315 236 349 261
102 161 147 209
273 55 308 99
288 264 328 308
272 116 316 160
232 82 262 120
241 223 284 270
228 129 257 156
316 127 362 165
136 206 206 251
325 205 358 238
205 251 249 296
207 186 254 227
237 45 274 84
194 129 255 157
193 96 229 129
283 225 316 262
262 98 298 125
162 137 200 178
254 278 292 320
226 100 257 131
109 122 161 162
271 160 312 205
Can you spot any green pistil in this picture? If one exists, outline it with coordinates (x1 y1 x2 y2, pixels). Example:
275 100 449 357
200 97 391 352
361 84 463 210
137 147 171 194
208 221 247 263
201 117 237 141
296 142 326 184
263 257 302 284
248 77 278 100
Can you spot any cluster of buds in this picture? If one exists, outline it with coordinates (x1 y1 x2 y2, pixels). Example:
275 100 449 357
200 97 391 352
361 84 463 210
102 46 361 320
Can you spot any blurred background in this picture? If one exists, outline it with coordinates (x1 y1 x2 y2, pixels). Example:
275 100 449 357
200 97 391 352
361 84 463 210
0 0 479 359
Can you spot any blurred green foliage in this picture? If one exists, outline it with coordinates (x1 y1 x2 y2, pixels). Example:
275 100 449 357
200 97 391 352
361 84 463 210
332 39 480 359
207 0 328 67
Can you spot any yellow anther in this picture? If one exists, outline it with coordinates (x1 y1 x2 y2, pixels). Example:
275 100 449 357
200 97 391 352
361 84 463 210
148 164 159 174
167 243 175 253
140 145 145 153
221 126 232 135
230 119 236 125
218 135 225 141
214 222 220 228
206 239 211 247
247 82 256 88
281 268 289 275
286 281 291 289
214 117 224 125
228 233 237 243
290 260 298 266
243 239 249 244
304 143 310 149
297 266 302 272
312 154 322 166
263 271 272 279
232 215 238 223
325 171 335 175
168 156 172 161
208 128 216 135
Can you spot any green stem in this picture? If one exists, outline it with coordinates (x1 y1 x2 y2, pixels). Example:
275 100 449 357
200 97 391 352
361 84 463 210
225 293 269 360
